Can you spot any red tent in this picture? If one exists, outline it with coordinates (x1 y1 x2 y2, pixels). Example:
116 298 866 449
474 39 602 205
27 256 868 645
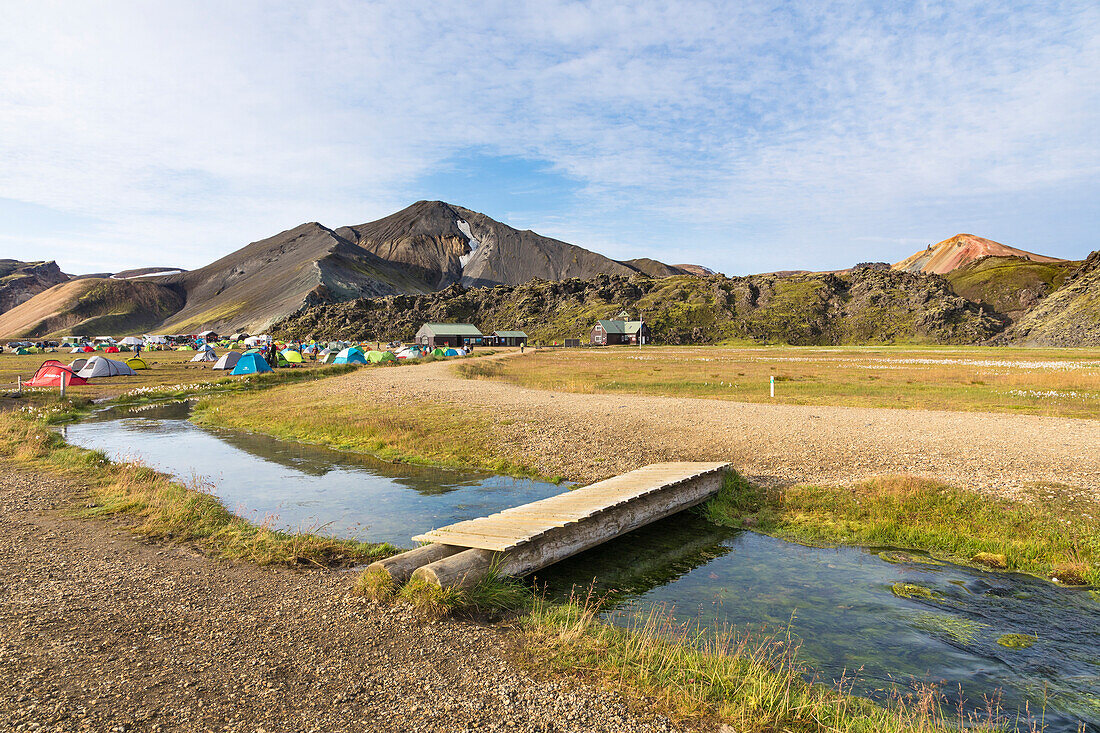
25 362 87 388
82 346 94 352
105 346 120 353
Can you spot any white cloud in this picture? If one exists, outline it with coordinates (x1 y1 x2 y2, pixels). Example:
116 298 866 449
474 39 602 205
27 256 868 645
0 0 1096 274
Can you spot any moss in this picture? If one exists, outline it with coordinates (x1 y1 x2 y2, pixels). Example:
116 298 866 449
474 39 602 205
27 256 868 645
996 633 1037 649
971 552 1008 569
878 550 944 566
912 612 987 645
891 582 938 600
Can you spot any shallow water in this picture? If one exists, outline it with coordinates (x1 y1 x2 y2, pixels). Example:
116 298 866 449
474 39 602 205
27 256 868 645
63 402 1100 731
62 401 564 546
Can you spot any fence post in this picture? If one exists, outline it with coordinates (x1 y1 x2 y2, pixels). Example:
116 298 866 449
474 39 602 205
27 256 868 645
17 376 21 394
770 375 774 398
60 373 66 400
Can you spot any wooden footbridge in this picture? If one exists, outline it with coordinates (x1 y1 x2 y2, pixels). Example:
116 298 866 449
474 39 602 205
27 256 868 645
368 462 730 589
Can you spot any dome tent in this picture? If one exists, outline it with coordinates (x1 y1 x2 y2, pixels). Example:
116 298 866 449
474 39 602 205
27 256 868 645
333 347 366 365
212 351 242 371
126 357 148 370
26 362 87 388
190 349 218 363
280 349 304 364
366 350 397 363
76 356 136 379
230 352 273 376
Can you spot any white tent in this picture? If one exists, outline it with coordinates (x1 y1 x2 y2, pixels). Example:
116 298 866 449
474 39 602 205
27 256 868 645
212 351 242 371
190 350 218 362
120 337 144 346
70 347 84 353
145 335 169 345
76 356 136 379
243 336 263 347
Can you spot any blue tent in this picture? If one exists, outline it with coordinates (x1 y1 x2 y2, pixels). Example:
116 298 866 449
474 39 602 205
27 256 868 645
333 347 367 365
230 352 274 376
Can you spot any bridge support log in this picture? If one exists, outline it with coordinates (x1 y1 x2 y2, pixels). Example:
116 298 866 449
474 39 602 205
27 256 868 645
412 466 726 589
366 543 465 585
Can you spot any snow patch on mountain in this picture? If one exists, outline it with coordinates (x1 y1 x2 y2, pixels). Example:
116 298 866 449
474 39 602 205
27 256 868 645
456 219 480 268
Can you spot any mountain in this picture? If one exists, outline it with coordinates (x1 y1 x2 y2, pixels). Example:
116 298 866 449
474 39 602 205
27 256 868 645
0 260 69 315
0 278 184 338
276 266 1006 346
894 234 1064 275
944 255 1078 322
1001 251 1100 346
335 201 698 290
154 222 429 334
0 201 704 337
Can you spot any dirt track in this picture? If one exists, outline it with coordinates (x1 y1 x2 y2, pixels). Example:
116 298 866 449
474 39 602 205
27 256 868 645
316 353 1100 500
0 466 694 733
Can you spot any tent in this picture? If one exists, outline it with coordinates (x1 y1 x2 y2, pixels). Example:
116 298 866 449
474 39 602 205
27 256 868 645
212 351 242 371
443 348 460 357
70 358 89 371
125 357 148 370
82 346 95 353
453 348 467 357
176 345 195 351
333 347 367 365
190 350 218 363
120 337 144 346
25 362 87 388
14 347 30 355
320 351 338 364
76 356 136 379
366 350 397 363
105 346 120 353
431 347 446 357
280 349 304 364
230 353 273 376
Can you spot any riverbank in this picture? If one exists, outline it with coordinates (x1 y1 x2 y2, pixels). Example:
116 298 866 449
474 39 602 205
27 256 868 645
0 460 690 733
192 355 1099 584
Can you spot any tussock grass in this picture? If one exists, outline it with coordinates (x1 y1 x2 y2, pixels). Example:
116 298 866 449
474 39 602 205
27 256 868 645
0 411 396 566
702 471 1100 586
397 572 530 620
353 567 397 601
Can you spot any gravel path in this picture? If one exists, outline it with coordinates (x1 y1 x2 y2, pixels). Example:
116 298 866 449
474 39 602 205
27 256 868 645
0 465 700 733
314 353 1100 500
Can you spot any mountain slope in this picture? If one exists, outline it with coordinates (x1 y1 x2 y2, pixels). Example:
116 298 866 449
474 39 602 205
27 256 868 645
945 256 1078 322
156 222 430 334
1002 251 1100 346
0 260 69 315
336 201 691 290
895 234 1064 275
0 278 184 338
276 267 1005 346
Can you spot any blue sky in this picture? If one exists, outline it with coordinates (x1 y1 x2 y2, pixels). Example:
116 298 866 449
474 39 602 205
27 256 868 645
1 1 1097 275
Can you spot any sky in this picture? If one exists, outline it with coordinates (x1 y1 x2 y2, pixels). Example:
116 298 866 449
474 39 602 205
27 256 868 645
1 1 1097 276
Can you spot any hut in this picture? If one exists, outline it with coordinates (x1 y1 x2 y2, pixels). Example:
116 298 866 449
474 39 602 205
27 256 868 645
591 317 650 346
492 330 528 347
415 323 483 349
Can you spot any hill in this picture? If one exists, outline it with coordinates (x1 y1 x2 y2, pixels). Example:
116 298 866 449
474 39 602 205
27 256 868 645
1000 251 1100 346
944 256 1078 322
0 278 184 338
894 234 1064 275
0 260 69 315
275 266 1006 346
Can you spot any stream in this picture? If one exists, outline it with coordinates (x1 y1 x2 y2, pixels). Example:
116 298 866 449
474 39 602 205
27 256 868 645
62 401 1100 732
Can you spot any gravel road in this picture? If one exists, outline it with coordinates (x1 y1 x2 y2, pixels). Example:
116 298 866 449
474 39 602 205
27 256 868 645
310 353 1100 500
0 466 700 733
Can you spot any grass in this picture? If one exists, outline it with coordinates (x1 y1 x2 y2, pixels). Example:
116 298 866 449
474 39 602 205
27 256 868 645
191 381 540 478
464 345 1100 419
0 402 397 568
996 634 1038 650
700 471 1100 586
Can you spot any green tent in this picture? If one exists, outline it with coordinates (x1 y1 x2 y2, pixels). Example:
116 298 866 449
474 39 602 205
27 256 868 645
14 347 30 355
431 347 446 357
366 350 397 363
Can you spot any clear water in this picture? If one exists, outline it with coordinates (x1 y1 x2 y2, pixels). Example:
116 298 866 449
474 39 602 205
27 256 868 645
62 402 1100 732
62 401 565 546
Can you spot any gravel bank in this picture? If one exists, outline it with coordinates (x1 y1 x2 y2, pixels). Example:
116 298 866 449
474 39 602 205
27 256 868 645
0 465 701 733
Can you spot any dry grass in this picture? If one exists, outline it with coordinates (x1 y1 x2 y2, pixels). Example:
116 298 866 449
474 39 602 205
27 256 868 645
473 345 1100 418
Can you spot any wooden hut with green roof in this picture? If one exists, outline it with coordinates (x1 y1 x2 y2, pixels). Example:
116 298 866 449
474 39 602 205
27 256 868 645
415 323 484 349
